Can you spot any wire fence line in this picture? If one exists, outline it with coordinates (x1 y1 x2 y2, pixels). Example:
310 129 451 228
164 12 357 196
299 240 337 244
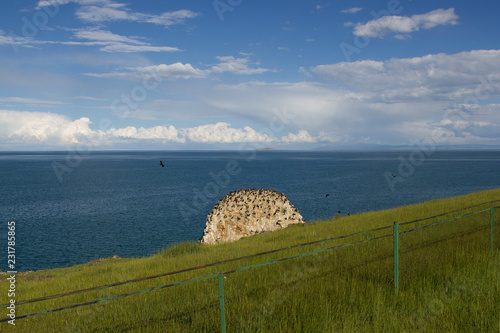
400 207 492 234
399 199 500 227
1 200 498 326
0 224 393 308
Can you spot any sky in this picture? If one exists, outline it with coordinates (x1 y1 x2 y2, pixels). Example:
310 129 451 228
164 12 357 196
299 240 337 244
1 0 500 150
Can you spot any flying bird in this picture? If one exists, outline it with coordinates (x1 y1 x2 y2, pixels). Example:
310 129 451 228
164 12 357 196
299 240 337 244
391 173 397 178
325 194 329 197
159 160 165 168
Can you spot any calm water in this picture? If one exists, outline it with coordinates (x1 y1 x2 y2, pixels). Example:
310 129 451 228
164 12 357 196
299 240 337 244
1 150 499 271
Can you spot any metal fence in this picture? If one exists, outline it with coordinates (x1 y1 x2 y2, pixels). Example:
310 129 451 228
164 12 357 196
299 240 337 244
1 200 499 331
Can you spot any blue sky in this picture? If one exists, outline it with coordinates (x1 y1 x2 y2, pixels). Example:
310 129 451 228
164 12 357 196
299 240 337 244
1 0 500 150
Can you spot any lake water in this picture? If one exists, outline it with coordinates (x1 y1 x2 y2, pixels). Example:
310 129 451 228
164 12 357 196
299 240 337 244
1 150 499 271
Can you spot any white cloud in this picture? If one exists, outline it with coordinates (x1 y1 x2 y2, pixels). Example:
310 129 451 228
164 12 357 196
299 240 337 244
139 10 199 26
281 130 316 143
98 43 179 53
59 40 179 53
36 0 104 8
73 28 142 44
76 4 130 22
68 28 180 52
137 63 208 80
210 56 269 75
0 30 36 50
298 67 311 77
35 0 72 8
316 131 347 143
180 123 273 144
86 62 207 80
85 56 269 80
394 118 500 145
36 0 199 26
204 81 353 130
414 8 459 29
0 97 64 105
71 96 109 101
2 74 500 148
341 7 363 14
311 50 500 102
0 28 180 53
0 110 94 145
307 49 500 145
107 125 184 142
0 110 316 146
353 8 458 38
198 50 500 145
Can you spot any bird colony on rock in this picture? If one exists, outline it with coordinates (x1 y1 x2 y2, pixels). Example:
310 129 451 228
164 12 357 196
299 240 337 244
201 188 304 244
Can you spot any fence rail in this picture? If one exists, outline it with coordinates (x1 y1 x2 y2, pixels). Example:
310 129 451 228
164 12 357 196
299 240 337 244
1 200 499 329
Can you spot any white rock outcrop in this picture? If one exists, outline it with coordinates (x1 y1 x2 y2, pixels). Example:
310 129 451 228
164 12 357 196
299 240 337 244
201 188 304 244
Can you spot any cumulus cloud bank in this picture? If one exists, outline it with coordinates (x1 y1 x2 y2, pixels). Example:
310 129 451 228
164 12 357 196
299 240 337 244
107 47 500 145
0 110 94 145
2 48 499 148
305 49 500 144
0 110 317 147
312 50 500 102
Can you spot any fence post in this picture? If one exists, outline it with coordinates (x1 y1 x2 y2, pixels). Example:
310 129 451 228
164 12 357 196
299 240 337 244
491 207 494 252
218 274 226 333
393 222 399 292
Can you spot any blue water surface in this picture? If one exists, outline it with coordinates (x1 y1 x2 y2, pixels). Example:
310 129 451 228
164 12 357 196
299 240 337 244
1 150 499 271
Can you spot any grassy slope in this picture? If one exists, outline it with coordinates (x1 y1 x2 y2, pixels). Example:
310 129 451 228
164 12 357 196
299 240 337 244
1 188 500 332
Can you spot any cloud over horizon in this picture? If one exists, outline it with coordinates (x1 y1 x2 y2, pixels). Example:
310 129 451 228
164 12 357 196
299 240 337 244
1 2 500 150
0 110 318 147
2 48 499 149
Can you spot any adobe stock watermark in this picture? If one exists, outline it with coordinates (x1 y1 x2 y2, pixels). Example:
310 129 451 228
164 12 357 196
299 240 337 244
178 106 296 224
76 289 109 325
51 119 111 183
8 1 61 54
385 74 500 192
238 252 332 329
110 67 165 120
340 0 411 62
6 221 17 325
408 278 470 329
213 0 243 21
52 67 165 183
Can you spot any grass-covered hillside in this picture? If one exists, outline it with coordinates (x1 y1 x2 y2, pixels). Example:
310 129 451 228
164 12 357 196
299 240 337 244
1 189 500 332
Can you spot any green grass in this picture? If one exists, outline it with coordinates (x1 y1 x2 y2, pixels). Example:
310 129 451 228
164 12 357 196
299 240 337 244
1 188 500 332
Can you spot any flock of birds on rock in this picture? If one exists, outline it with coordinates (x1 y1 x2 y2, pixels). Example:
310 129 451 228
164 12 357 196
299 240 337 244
158 160 360 218
206 188 302 223
201 188 305 243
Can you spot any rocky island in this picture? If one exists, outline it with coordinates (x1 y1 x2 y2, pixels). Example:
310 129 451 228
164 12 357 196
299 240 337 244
201 188 304 244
